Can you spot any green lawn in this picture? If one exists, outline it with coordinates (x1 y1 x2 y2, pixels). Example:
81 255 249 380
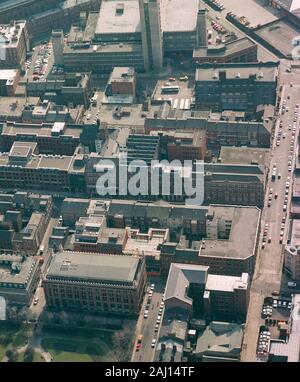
41 338 105 362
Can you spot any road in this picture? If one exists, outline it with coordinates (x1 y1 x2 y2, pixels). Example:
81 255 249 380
241 64 300 361
131 280 164 362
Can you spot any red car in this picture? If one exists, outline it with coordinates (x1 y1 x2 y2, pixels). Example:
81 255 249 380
136 343 141 351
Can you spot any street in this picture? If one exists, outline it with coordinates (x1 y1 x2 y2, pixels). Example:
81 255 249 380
242 64 300 361
131 280 164 362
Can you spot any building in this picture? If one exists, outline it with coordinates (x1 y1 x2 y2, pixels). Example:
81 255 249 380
0 96 40 123
26 0 101 39
123 227 169 275
0 21 29 69
26 72 93 108
203 163 266 208
0 121 81 155
160 205 260 277
268 294 300 362
51 30 64 66
284 220 300 280
195 62 279 112
151 130 207 162
126 134 160 165
0 0 61 23
0 191 52 254
0 142 87 193
144 109 272 149
269 0 300 27
196 8 208 48
193 37 258 64
164 263 250 320
154 318 187 362
0 120 98 155
43 251 147 315
139 0 163 71
59 0 201 72
0 69 20 96
104 67 136 104
194 321 244 362
0 254 41 305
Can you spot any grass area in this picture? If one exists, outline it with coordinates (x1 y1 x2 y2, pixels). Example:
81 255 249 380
42 338 105 362
17 351 45 363
41 325 116 362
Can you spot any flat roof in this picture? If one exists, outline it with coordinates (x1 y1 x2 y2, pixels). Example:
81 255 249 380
269 294 300 362
95 0 141 35
0 21 26 47
47 251 140 284
195 63 278 82
2 122 82 138
160 0 198 32
219 147 270 167
200 205 260 260
205 273 249 292
0 256 38 286
193 37 256 59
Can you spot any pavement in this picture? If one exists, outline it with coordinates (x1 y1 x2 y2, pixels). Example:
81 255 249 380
241 64 300 361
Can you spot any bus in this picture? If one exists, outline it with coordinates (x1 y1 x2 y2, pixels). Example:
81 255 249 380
161 85 180 94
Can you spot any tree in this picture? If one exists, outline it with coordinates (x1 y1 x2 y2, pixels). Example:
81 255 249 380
24 347 34 362
6 349 18 362
112 326 133 362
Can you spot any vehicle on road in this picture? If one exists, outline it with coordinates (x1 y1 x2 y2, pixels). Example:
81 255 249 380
288 282 297 288
33 297 39 305
151 339 157 348
144 310 149 318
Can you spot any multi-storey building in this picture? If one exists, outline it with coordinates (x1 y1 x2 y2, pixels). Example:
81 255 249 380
0 21 29 69
0 254 41 305
43 251 147 315
0 69 20 96
193 37 258 64
160 205 260 277
195 62 279 112
0 142 87 193
144 109 272 149
0 120 98 155
164 263 250 320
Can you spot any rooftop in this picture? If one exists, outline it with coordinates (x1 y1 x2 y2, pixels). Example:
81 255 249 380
164 263 209 306
160 0 198 32
47 251 140 284
0 21 26 47
193 37 257 60
269 294 300 362
0 255 39 287
95 0 141 35
195 321 244 359
195 62 279 82
200 205 261 260
219 147 270 167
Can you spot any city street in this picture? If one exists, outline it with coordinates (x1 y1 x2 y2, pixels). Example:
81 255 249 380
242 65 300 361
131 280 164 362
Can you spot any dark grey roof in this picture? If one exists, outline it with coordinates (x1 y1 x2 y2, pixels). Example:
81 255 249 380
47 251 140 285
